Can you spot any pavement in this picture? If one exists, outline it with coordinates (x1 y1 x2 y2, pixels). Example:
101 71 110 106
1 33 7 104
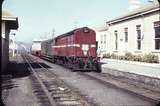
2 54 40 106
101 58 160 78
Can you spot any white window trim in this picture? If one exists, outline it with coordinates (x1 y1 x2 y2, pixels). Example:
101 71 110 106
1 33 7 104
152 50 160 53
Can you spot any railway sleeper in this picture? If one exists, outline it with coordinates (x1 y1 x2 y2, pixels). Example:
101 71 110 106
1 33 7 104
44 80 60 84
52 94 72 98
37 96 50 101
48 85 61 89
48 88 60 92
32 86 43 89
52 92 71 96
33 89 44 92
43 82 57 86
48 85 63 88
57 100 82 106
51 89 70 93
56 97 79 102
33 90 44 94
34 92 46 96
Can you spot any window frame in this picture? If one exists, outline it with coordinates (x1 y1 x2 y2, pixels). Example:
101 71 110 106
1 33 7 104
136 25 141 50
114 30 118 50
154 21 160 50
124 27 128 42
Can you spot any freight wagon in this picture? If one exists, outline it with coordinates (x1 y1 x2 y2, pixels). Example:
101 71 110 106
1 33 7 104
31 39 42 56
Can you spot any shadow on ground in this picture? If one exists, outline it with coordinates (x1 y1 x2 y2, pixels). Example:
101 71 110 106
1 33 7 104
30 62 51 69
2 61 31 79
1 61 51 106
2 62 51 79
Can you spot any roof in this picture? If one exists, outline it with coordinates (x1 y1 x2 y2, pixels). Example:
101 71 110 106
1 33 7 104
94 25 109 32
2 10 13 17
55 27 91 39
55 29 77 39
2 10 19 29
106 2 160 25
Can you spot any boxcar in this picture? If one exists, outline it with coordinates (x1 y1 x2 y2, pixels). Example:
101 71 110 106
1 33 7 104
31 40 42 56
41 39 54 58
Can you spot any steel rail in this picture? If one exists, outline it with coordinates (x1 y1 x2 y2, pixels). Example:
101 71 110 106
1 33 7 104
22 54 57 106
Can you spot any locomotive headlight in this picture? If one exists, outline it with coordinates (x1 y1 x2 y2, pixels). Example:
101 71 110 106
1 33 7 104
83 27 89 33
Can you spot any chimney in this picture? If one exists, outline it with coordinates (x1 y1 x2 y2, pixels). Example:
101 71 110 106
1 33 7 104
128 0 141 11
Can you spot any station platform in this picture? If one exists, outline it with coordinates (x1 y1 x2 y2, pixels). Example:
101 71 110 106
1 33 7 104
101 58 160 78
2 55 40 106
101 58 160 88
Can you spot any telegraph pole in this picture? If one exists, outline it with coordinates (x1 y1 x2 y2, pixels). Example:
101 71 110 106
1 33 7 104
74 20 78 29
52 28 55 38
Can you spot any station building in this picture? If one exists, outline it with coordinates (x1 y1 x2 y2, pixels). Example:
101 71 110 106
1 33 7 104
96 2 160 61
1 10 19 72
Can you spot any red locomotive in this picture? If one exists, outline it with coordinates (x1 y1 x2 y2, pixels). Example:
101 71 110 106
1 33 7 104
41 27 101 72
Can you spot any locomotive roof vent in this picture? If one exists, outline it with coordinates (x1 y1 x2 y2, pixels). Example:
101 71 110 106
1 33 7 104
83 27 90 33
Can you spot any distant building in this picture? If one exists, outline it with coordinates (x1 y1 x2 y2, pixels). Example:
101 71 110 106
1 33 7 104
1 10 19 72
96 2 160 60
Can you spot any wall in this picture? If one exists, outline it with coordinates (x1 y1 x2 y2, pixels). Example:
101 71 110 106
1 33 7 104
96 31 108 56
97 11 160 59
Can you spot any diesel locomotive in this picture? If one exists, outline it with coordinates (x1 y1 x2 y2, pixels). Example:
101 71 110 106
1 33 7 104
39 27 101 72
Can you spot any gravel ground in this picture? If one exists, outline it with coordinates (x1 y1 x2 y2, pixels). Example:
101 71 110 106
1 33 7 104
33 55 154 106
2 54 40 106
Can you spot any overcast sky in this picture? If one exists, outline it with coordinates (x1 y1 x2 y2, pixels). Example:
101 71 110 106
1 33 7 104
2 0 148 43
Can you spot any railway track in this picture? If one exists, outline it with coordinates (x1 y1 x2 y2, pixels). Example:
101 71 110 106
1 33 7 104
34 54 160 105
22 54 91 106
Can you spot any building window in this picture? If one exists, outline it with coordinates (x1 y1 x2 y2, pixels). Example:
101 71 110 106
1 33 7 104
115 30 118 50
136 25 141 50
104 34 106 44
124 28 128 42
154 21 160 50
101 35 103 44
104 34 106 49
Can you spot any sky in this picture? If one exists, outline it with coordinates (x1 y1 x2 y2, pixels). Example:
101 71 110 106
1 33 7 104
2 0 148 44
